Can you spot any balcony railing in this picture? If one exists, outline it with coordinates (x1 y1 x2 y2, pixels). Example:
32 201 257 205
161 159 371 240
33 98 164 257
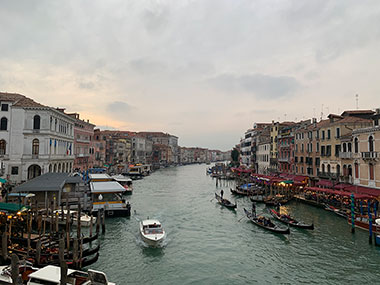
278 157 290 162
362 151 378 160
339 152 353 159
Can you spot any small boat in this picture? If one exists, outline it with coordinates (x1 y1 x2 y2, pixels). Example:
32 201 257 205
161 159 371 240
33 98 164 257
263 195 290 206
215 193 237 209
139 219 166 247
243 208 290 234
112 174 133 195
53 210 97 227
230 188 254 196
324 204 348 219
250 195 264 203
269 209 314 230
27 264 115 284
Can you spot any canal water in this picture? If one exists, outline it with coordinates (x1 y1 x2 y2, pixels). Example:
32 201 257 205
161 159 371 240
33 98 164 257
90 164 380 284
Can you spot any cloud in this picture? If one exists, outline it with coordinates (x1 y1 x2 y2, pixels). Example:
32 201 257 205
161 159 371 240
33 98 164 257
106 101 134 115
207 73 300 99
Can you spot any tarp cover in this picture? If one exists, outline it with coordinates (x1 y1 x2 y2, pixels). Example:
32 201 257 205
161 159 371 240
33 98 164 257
90 181 125 193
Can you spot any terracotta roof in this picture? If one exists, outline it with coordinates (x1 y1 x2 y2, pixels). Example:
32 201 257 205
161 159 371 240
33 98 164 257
341 110 375 116
336 116 372 124
0 92 46 108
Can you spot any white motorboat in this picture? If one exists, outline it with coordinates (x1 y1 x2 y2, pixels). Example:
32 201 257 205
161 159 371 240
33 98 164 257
27 265 115 285
53 210 97 227
139 219 166 247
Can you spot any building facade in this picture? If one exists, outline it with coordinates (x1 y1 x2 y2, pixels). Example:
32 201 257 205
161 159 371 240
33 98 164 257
0 93 75 183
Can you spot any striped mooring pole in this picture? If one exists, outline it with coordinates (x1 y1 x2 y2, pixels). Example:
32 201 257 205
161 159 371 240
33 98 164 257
351 194 355 234
368 200 373 244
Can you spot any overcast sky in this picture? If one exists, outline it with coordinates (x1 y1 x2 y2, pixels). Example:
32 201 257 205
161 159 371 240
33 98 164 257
1 1 380 150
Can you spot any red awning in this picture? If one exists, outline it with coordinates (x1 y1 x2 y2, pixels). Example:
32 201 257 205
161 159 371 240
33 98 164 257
344 185 380 197
305 187 375 199
333 183 351 190
316 180 334 188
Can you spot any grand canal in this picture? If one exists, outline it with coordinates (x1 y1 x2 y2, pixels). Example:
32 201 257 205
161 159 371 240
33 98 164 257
91 164 380 284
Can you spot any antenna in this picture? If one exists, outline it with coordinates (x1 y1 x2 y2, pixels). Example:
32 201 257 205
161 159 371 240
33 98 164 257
356 94 359 109
320 104 324 121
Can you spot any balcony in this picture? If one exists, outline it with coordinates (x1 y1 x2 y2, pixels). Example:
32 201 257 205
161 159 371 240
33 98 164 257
278 157 290 163
362 151 379 160
76 138 91 144
317 171 339 180
339 152 353 159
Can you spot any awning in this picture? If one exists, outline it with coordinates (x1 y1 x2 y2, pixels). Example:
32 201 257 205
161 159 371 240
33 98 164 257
90 181 125 193
305 187 375 199
344 185 380 197
316 180 334 188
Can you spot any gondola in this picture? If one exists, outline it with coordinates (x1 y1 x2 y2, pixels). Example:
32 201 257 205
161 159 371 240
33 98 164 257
324 204 348 219
264 196 290 206
243 208 290 234
250 195 264 203
269 209 314 230
230 188 254 196
215 193 237 209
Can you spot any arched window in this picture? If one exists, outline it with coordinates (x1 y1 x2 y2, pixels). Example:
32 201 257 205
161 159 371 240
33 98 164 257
62 163 66 172
0 117 7 131
58 163 61 172
348 165 352 177
336 164 340 176
0 140 6 155
322 164 325 173
369 163 375 181
354 163 359 178
354 138 359 153
327 164 331 173
369 136 374 152
33 115 41 130
343 143 347 153
32 139 39 155
348 143 352 152
53 164 57 172
343 165 347 176
49 164 52 172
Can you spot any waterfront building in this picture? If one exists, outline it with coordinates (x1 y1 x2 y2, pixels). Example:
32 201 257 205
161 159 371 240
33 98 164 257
67 113 95 172
240 129 253 166
269 121 295 174
257 138 270 174
318 112 373 184
131 135 148 164
139 132 179 164
0 92 75 183
352 110 380 188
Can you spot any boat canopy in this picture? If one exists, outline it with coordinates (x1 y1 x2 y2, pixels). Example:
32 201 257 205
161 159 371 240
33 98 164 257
7 193 35 198
112 174 132 182
90 181 125 193
89 173 113 182
27 265 77 283
142 219 161 227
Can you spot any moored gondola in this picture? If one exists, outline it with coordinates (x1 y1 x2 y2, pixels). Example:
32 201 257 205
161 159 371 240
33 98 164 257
269 209 314 230
250 195 264 203
215 193 237 209
243 208 290 234
230 188 254 196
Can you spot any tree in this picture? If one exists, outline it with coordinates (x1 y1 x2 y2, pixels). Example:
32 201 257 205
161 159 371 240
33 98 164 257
231 148 240 167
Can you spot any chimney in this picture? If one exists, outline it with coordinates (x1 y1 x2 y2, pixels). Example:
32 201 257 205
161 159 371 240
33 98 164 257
376 108 380 115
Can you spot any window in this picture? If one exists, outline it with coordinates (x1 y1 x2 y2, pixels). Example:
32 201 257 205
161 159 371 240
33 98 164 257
355 163 359 178
321 146 325 156
0 140 6 155
316 142 319 152
336 128 340 138
11 167 18 175
369 136 374 152
369 163 374 180
33 115 41 130
315 157 320 166
348 143 352 152
343 143 347 153
316 130 319 139
32 139 39 155
335 145 341 157
322 130 325 140
336 165 340 176
0 117 7 130
327 164 331 173
327 129 331 139
322 164 325 173
354 138 359 153
326 145 331 156
1 104 8 111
